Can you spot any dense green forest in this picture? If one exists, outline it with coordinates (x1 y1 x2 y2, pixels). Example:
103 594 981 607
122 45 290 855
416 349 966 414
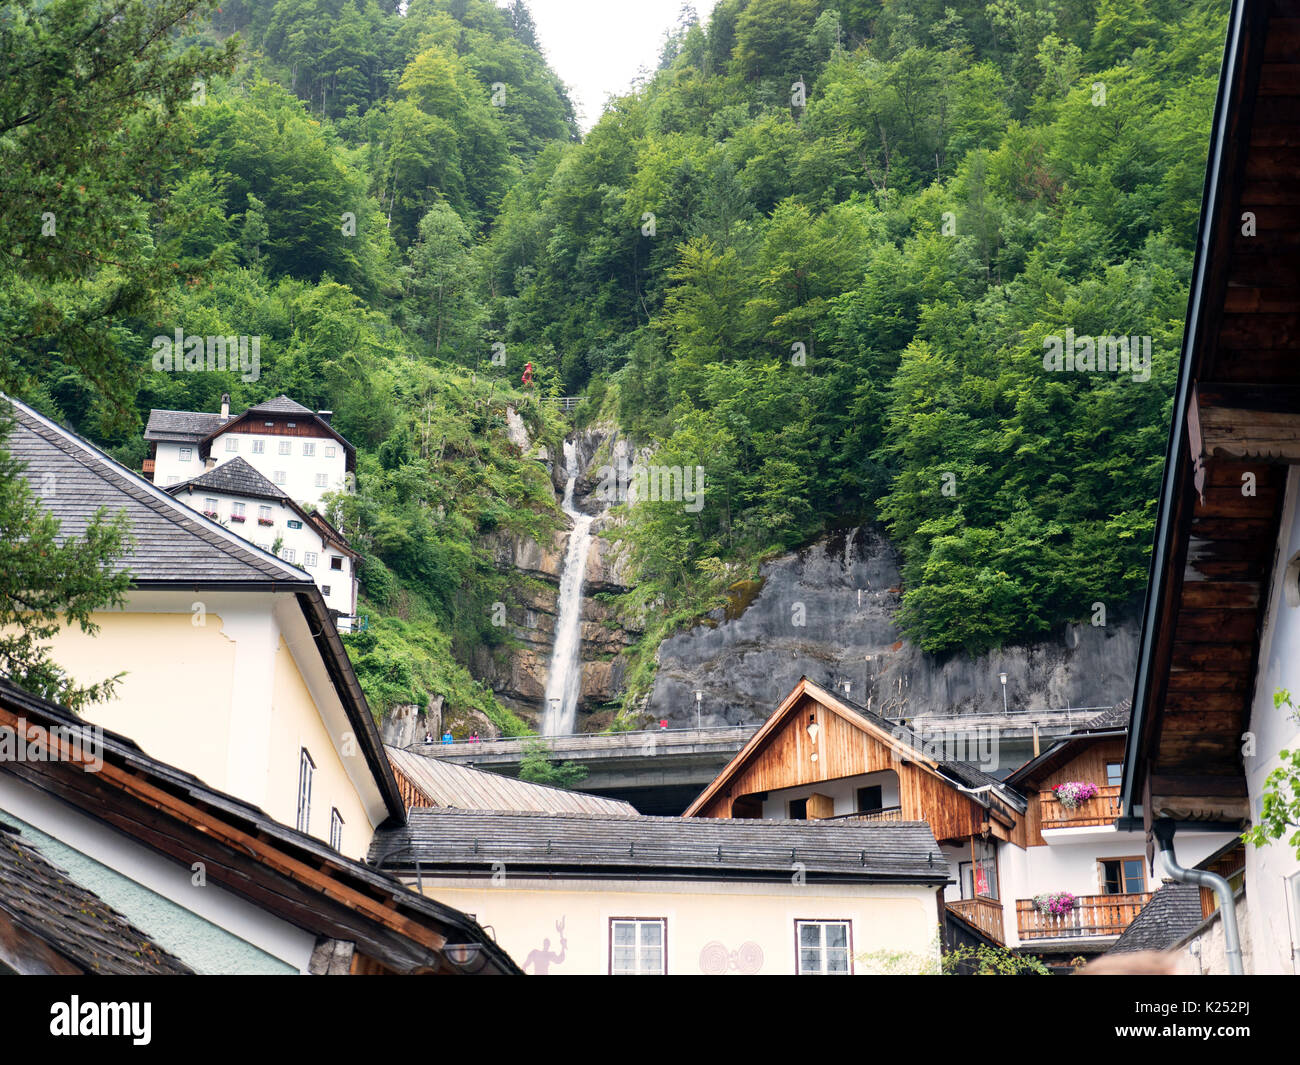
1 0 1228 728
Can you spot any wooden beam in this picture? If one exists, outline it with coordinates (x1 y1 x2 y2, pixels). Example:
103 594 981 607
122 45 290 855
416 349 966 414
1193 382 1300 462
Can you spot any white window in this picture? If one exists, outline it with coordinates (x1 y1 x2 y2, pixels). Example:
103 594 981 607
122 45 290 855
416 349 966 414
330 809 344 851
251 439 265 454
325 445 336 458
258 505 272 523
274 471 287 485
278 440 291 455
330 555 344 571
203 497 218 515
305 551 319 568
282 547 296 563
795 920 852 974
303 442 316 457
225 437 238 452
231 501 245 519
179 447 192 462
314 473 328 488
610 919 666 975
296 749 314 833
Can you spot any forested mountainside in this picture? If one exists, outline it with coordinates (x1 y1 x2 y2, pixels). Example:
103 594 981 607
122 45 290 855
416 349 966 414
3 0 1229 732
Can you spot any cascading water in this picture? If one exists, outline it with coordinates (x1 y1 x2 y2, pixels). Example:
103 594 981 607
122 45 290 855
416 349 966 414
541 439 595 736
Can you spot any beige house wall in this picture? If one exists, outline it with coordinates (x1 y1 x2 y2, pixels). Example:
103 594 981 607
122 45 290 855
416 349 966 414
415 877 942 975
36 593 381 859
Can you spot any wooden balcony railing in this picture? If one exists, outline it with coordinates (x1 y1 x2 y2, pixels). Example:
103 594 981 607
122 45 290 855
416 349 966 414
820 806 905 823
947 896 1005 946
1016 892 1152 940
1038 784 1122 829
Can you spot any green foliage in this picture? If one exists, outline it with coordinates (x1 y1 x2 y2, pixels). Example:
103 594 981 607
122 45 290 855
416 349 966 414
518 739 590 788
941 943 1051 975
1243 690 1300 861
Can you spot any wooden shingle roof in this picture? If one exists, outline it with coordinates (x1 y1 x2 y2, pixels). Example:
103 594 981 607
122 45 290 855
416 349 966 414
0 818 193 975
371 807 950 883
4 396 306 586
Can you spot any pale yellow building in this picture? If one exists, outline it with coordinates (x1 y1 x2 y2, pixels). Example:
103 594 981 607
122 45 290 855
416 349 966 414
371 808 949 974
6 397 404 859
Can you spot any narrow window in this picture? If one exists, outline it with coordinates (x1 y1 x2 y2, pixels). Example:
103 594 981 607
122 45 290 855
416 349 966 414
329 808 344 851
296 749 315 833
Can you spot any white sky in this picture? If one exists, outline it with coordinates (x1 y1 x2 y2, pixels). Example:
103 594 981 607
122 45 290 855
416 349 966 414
519 0 721 130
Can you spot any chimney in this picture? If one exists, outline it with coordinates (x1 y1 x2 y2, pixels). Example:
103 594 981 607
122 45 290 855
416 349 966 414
317 409 333 425
220 393 230 421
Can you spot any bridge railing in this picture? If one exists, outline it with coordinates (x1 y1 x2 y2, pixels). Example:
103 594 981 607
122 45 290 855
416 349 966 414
407 723 757 752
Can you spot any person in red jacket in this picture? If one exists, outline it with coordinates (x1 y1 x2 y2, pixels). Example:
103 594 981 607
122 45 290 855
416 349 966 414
521 361 534 387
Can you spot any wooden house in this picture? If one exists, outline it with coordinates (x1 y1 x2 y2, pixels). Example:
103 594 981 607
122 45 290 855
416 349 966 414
1121 0 1300 974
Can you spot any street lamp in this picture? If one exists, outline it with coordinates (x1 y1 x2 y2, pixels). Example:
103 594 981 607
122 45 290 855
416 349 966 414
693 689 703 729
998 671 1008 714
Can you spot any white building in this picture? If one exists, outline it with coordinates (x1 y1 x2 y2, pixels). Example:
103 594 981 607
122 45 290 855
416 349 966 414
145 394 354 510
165 456 359 619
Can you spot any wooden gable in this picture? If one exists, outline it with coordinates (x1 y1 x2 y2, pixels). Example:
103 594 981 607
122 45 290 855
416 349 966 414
686 680 1010 844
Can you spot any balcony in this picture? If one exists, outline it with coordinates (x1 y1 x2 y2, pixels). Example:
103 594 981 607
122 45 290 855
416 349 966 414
821 806 905 824
947 896 1005 945
1039 784 1122 830
1016 892 1153 940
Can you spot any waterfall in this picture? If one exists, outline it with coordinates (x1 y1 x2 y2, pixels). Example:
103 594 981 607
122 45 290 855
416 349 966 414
541 439 595 736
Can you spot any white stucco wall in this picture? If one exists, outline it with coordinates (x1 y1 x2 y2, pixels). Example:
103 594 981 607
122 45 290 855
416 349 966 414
210 429 347 509
1237 466 1300 973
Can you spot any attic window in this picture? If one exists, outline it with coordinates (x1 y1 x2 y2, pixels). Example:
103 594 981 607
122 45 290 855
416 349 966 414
287 421 297 428
264 420 274 426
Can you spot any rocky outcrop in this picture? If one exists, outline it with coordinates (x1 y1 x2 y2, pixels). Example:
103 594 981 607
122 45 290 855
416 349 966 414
645 526 1140 727
469 422 642 728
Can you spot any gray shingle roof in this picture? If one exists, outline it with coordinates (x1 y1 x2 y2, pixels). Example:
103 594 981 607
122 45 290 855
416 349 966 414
371 808 950 882
3 396 307 585
1109 881 1203 954
1083 699 1132 731
246 395 314 415
0 818 194 974
165 456 288 502
143 408 226 442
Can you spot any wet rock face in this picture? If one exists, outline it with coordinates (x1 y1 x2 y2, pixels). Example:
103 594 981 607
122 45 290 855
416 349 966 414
472 422 640 728
646 527 1140 727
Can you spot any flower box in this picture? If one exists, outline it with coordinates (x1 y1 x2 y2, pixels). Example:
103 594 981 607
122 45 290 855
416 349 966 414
202 510 219 519
1052 781 1099 810
257 518 274 526
230 514 246 523
1032 891 1078 916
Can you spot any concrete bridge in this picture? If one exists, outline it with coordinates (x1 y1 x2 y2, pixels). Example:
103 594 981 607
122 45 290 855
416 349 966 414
404 707 1100 815
403 726 757 815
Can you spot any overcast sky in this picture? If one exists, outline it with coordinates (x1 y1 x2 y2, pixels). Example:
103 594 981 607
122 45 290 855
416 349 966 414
520 0 720 130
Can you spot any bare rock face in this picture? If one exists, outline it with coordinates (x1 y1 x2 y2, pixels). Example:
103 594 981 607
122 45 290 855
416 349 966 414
645 526 1140 728
472 422 641 728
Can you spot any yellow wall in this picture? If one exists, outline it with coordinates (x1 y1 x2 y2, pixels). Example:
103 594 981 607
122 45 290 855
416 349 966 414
46 611 236 791
38 608 374 859
270 635 373 859
418 877 941 975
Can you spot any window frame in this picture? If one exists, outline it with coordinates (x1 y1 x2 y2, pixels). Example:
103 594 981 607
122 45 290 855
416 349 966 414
296 748 315 834
329 808 344 851
794 919 854 975
278 440 292 455
251 439 265 454
303 442 316 457
608 917 667 975
224 437 238 452
305 551 319 568
1100 855 1147 895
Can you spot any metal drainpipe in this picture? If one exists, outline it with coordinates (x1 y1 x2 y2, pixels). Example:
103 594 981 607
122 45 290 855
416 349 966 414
1153 819 1244 975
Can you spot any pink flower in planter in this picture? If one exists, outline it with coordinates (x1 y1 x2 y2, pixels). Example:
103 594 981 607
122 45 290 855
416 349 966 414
1033 891 1078 916
1053 781 1099 810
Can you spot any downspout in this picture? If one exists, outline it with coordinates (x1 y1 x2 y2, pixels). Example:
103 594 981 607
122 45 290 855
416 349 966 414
1153 820 1243 974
